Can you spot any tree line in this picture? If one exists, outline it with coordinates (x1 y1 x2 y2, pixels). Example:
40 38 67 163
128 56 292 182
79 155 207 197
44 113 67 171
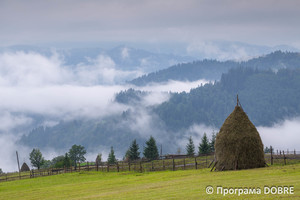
27 133 216 170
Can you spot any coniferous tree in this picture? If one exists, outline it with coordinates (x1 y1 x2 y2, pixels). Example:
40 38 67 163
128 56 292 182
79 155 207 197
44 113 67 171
63 153 72 167
210 131 216 152
143 136 159 160
128 139 140 161
198 133 211 155
264 146 270 153
186 136 195 156
123 149 130 161
108 146 117 164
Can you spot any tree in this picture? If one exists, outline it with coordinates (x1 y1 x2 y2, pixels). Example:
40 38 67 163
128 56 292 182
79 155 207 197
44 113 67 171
0 168 3 174
63 153 72 167
128 139 140 161
107 146 117 164
264 146 270 153
51 155 65 168
123 149 130 161
143 136 159 160
210 131 216 152
186 136 195 156
40 160 52 169
29 148 45 170
95 153 102 165
68 144 86 169
198 133 211 155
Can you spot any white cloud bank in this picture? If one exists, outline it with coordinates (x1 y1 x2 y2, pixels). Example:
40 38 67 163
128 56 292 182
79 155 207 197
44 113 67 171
258 118 300 151
0 51 210 172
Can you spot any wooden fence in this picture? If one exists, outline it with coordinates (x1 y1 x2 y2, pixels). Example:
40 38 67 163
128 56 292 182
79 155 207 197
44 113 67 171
0 154 214 182
264 148 300 166
1 150 300 182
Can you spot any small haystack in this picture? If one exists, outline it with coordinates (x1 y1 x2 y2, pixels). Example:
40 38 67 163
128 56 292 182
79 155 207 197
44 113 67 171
214 97 265 170
20 162 30 172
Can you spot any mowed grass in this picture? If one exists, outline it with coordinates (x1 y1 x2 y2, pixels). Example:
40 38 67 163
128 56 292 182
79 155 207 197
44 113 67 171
0 164 299 200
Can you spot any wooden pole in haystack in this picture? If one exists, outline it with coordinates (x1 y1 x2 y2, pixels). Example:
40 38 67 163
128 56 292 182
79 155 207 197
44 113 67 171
16 151 21 179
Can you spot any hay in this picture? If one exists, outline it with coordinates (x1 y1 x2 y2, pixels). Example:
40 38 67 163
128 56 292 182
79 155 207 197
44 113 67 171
215 105 265 170
20 162 30 172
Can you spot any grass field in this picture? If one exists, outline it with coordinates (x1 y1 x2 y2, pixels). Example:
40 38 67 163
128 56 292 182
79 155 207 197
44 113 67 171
0 163 299 200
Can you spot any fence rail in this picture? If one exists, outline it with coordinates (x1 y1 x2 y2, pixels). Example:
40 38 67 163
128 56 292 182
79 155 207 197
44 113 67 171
1 150 300 183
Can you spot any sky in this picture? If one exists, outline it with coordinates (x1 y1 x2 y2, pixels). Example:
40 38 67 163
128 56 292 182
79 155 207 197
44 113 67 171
1 0 300 48
1 0 300 172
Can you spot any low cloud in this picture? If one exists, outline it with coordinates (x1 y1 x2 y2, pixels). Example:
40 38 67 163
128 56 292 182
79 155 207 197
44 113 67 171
258 118 300 151
0 51 209 172
133 79 209 93
176 124 216 154
186 41 261 61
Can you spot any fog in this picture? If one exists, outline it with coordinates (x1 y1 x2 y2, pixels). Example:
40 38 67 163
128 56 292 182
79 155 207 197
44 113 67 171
258 118 300 151
0 51 208 172
0 51 299 172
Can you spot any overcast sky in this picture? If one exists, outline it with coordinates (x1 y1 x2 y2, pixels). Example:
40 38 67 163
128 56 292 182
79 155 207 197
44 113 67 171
1 0 300 48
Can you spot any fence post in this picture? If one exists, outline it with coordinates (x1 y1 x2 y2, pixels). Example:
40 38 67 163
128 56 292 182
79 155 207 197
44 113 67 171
87 162 89 171
206 155 208 167
283 151 286 165
270 146 273 165
195 157 197 169
128 161 131 171
107 164 109 172
172 158 175 171
79 162 80 172
183 158 186 170
140 161 142 173
117 163 119 172
163 160 165 170
151 161 154 171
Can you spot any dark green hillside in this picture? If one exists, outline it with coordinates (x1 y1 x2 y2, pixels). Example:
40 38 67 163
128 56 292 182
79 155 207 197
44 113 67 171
130 51 300 86
130 60 237 85
21 67 300 153
155 67 300 130
20 117 146 153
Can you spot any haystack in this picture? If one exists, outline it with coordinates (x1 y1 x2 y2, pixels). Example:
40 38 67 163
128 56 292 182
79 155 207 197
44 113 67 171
20 162 30 172
215 100 265 170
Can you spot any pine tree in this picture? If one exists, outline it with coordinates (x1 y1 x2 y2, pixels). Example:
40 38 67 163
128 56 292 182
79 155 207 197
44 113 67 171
108 146 117 164
123 149 130 161
128 139 140 161
63 153 72 167
198 133 211 155
143 136 159 160
210 131 216 152
186 136 195 156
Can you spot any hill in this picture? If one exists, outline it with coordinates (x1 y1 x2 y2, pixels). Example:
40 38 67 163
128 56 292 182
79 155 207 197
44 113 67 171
0 45 193 73
154 67 300 131
20 67 300 153
129 51 300 85
0 164 299 199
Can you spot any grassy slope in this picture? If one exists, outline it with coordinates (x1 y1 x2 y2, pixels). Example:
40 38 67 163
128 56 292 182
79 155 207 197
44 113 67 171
0 164 299 200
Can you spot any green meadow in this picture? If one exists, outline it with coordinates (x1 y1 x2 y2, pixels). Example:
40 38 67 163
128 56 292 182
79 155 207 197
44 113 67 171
0 163 299 200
